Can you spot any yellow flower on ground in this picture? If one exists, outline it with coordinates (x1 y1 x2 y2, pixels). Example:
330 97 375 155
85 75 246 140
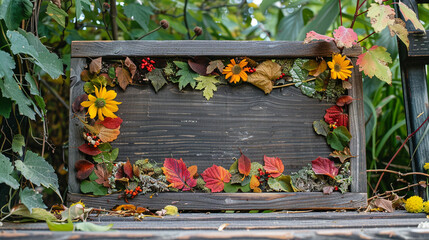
81 86 121 121
405 196 423 213
424 162 429 170
327 54 353 80
423 201 429 213
222 59 250 84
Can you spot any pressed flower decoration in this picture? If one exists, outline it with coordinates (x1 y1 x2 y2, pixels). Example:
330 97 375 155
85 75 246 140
327 54 353 80
222 59 250 83
81 86 121 121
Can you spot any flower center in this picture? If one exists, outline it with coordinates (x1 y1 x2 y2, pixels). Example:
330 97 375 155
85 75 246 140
95 98 106 108
334 63 342 72
232 64 242 75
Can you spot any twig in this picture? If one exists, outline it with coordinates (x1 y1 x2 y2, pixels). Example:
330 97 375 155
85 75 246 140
138 26 162 40
368 182 422 201
97 0 112 40
339 0 343 26
367 169 429 179
358 32 375 43
183 0 191 39
272 78 316 89
39 78 69 110
372 114 429 195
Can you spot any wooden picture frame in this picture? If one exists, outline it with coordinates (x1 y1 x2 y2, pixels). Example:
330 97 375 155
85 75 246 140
69 40 366 210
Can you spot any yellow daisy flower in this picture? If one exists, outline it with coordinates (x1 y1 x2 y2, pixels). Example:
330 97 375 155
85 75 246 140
222 59 250 84
327 54 353 80
424 162 429 170
81 86 121 121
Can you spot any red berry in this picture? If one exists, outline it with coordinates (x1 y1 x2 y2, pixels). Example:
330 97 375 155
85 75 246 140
267 175 272 178
150 60 155 64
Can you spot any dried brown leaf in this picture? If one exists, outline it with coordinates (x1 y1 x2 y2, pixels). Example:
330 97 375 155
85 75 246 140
125 57 137 79
188 57 210 76
247 60 282 94
206 60 225 74
115 67 132 90
90 57 102 74
94 121 121 142
72 94 88 113
80 70 91 82
329 147 355 163
374 198 394 213
309 60 327 77
342 80 352 89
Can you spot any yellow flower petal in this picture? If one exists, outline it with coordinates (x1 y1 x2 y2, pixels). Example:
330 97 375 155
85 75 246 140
238 59 248 68
88 104 97 119
98 108 104 121
106 100 122 105
102 107 117 118
94 86 100 98
230 59 236 65
225 72 233 79
104 90 117 101
81 100 93 108
239 71 248 81
105 103 119 112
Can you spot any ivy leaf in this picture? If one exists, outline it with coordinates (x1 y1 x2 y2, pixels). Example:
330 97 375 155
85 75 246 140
303 31 334 44
147 68 167 92
267 175 295 192
163 158 196 191
313 120 330 137
124 57 137 79
333 26 358 48
75 222 114 232
100 117 123 129
46 217 74 231
327 126 352 151
356 46 392 84
0 0 33 30
336 96 354 107
174 61 198 90
238 150 251 177
367 4 395 33
247 60 282 94
206 60 225 74
46 2 67 28
397 2 425 31
263 155 284 178
12 134 25 156
115 67 132 90
291 59 315 97
195 75 220 100
311 157 339 179
89 57 102 74
15 151 59 191
0 153 19 189
201 165 231 192
74 159 95 180
329 147 355 163
80 179 108 195
388 18 409 49
75 0 91 20
324 105 348 127
78 144 102 156
20 188 47 213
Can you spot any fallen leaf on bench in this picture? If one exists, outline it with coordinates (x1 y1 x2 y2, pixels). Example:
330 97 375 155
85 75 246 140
90 57 102 74
116 67 132 90
163 158 196 191
75 222 114 232
238 150 251 177
263 155 284 178
78 143 101 156
125 57 137 78
201 165 231 192
218 223 229 231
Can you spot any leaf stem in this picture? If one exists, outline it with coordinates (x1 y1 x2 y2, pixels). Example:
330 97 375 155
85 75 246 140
358 31 375 43
339 0 343 26
367 169 429 178
367 182 422 202
137 26 162 40
272 77 316 89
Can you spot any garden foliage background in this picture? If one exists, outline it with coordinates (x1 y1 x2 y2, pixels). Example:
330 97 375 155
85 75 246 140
0 0 428 207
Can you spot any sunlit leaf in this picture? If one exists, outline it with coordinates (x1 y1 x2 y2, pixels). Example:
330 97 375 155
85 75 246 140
75 222 113 232
247 60 282 94
397 2 425 31
46 217 73 231
46 2 67 28
356 46 392 84
333 26 358 48
11 204 57 221
388 18 409 49
367 4 395 33
238 151 251 177
194 75 220 100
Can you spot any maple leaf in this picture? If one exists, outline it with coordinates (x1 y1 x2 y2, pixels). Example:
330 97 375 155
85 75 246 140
100 117 123 129
238 150 251 177
333 26 358 48
188 165 198 178
388 18 409 49
124 159 133 179
194 75 220 100
367 4 395 33
78 143 101 156
163 158 196 191
356 46 392 84
311 157 338 179
174 61 198 90
336 96 354 107
125 57 137 79
303 31 334 44
329 147 355 163
250 175 260 190
74 159 94 180
247 60 282 94
94 164 110 187
263 155 284 178
89 57 102 74
115 67 132 90
324 105 348 127
397 2 425 31
188 57 210 76
201 165 231 192
206 60 225 74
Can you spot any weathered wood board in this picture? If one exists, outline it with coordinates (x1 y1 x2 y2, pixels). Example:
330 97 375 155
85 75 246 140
69 40 366 210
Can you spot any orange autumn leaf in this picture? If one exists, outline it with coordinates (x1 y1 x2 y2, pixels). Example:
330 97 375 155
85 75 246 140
238 150 251 177
124 159 133 179
201 165 231 192
163 158 196 191
250 175 260 190
112 204 136 211
263 155 284 178
188 165 198 178
253 187 262 193
93 121 121 143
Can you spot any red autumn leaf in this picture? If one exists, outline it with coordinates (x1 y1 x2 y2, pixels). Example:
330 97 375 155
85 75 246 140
324 105 349 127
311 157 339 179
163 158 196 191
75 159 94 180
303 31 334 44
94 164 110 187
101 117 123 129
89 57 102 74
188 57 210 76
78 143 102 156
72 94 88 113
201 165 231 192
115 166 124 179
336 96 354 107
333 26 358 49
125 57 137 79
263 155 284 178
124 159 133 179
238 150 251 177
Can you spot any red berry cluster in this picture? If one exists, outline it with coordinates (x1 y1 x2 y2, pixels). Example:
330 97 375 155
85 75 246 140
276 73 286 80
84 132 101 147
141 58 155 72
125 186 143 199
334 186 339 191
256 168 272 184
248 68 256 73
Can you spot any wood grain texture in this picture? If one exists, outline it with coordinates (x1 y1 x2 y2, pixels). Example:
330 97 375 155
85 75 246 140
68 192 367 210
409 31 429 60
71 40 362 58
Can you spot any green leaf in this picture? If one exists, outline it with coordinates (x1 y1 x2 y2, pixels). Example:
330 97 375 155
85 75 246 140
313 120 330 137
124 3 153 32
0 95 12 118
174 61 198 90
291 59 315 97
75 222 113 232
398 2 425 31
12 134 25 156
46 217 73 231
249 162 264 176
11 205 57 221
80 180 108 195
75 0 91 20
7 30 39 58
297 0 339 40
0 153 19 189
356 46 393 84
194 75 220 100
19 187 47 213
327 126 352 151
366 4 395 33
46 2 68 28
0 0 33 30
223 182 251 193
15 150 59 191
276 9 304 41
259 0 278 13
108 67 116 79
97 143 112 152
147 68 167 92
34 95 46 116
25 73 39 96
